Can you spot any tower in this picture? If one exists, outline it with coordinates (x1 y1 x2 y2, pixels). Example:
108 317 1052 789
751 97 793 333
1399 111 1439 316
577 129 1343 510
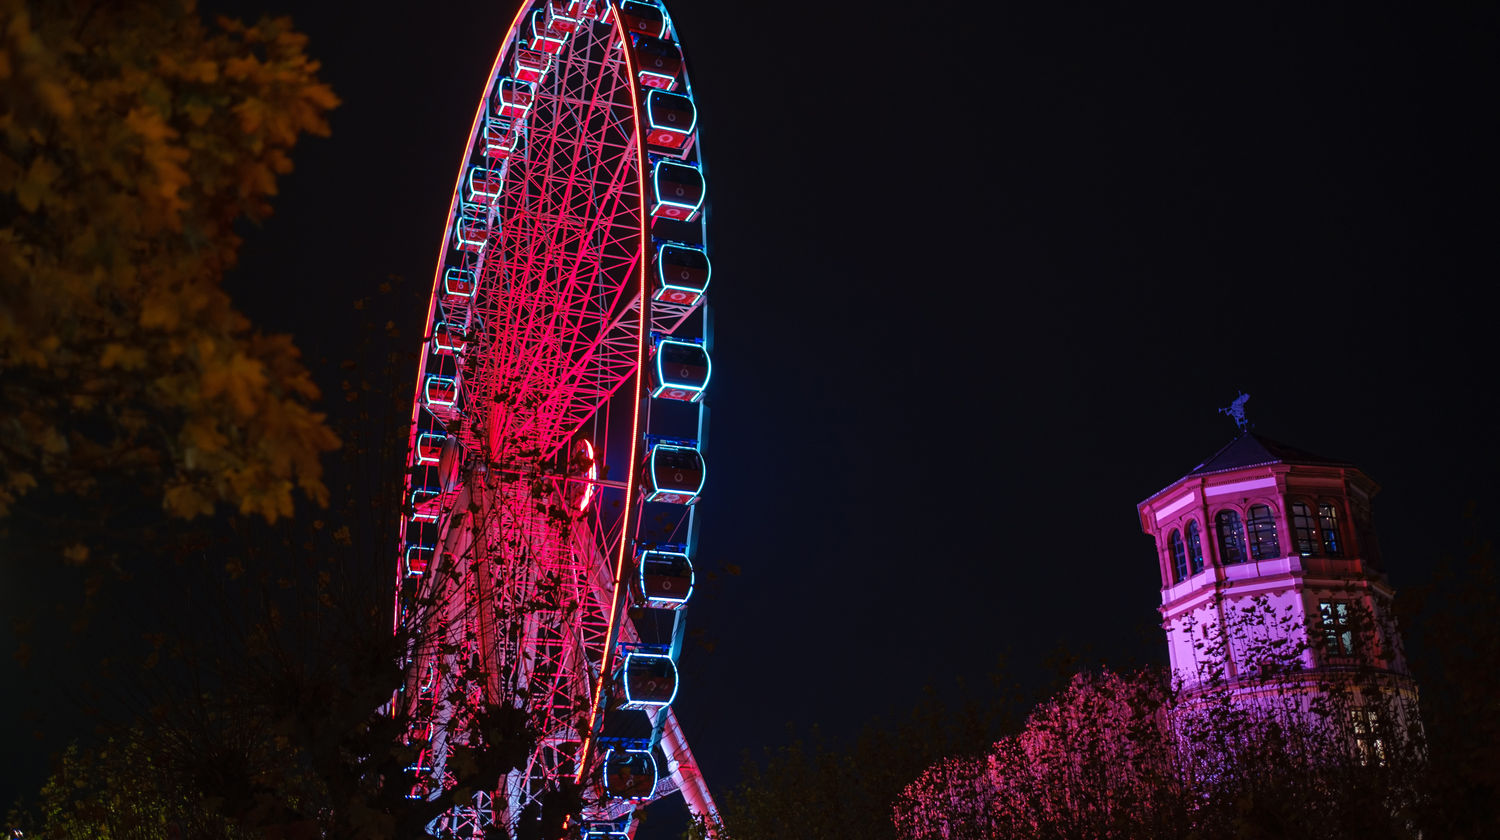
1137 432 1416 742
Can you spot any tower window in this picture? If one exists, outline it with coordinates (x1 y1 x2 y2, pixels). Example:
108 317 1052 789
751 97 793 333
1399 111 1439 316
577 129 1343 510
1320 600 1354 656
1216 510 1247 565
1318 503 1343 557
1291 502 1318 556
1186 520 1205 575
1351 707 1386 767
1169 530 1187 583
1246 504 1281 561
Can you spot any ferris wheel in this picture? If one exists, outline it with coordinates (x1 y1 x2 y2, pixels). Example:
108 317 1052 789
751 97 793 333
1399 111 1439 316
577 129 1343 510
392 1 716 837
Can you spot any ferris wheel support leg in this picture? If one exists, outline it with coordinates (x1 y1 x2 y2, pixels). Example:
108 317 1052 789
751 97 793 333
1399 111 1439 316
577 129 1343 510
658 706 719 837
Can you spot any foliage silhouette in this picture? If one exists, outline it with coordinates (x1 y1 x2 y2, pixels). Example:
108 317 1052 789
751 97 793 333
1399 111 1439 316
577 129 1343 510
0 0 340 545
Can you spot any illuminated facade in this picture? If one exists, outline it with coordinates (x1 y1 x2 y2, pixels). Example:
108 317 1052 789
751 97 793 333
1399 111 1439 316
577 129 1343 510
1138 433 1416 721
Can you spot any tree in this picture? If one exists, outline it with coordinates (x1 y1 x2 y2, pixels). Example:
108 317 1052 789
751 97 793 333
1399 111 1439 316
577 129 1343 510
0 0 340 540
893 665 1432 840
892 597 1432 840
894 669 1181 840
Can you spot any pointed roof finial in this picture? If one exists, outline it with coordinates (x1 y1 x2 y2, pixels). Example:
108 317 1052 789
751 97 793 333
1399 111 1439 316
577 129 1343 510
1219 391 1252 433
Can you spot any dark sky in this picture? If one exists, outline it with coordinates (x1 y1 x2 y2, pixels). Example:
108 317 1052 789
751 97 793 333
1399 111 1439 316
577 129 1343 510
7 0 1499 833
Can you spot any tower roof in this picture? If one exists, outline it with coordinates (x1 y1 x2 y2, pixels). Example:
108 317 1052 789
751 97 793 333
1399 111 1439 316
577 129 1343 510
1186 432 1350 478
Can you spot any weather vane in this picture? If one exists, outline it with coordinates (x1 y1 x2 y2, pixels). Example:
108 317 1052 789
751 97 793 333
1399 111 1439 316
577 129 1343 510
1219 392 1252 432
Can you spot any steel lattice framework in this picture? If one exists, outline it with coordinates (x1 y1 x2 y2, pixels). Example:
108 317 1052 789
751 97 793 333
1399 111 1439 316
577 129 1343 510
393 2 716 838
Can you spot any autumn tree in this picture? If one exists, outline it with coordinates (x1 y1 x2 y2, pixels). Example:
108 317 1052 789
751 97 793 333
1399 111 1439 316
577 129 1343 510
0 0 340 544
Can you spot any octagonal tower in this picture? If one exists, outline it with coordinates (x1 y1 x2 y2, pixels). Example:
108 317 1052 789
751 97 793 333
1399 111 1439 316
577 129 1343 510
1138 433 1412 701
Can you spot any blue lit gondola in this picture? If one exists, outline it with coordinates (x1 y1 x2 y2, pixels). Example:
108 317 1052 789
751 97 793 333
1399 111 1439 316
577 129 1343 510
433 321 467 355
544 0 582 34
482 114 520 160
494 78 534 118
409 487 440 522
651 338 709 402
645 89 696 152
423 375 460 407
513 47 550 83
423 375 462 423
620 648 678 709
637 547 694 608
404 544 433 577
454 202 489 252
617 0 666 39
603 747 659 800
442 267 475 301
415 432 445 465
464 165 505 206
643 442 704 504
650 161 704 222
583 820 631 840
652 243 710 305
529 9 568 53
630 33 682 90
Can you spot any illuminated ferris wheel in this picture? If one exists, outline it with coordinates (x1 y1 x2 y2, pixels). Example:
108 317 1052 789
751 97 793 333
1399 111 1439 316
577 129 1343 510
393 1 716 837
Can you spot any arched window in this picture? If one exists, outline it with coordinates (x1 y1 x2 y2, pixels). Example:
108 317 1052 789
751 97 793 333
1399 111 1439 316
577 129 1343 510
1169 530 1187 582
1247 504 1280 560
1216 510 1246 565
1291 502 1318 556
1318 503 1343 557
1186 520 1205 575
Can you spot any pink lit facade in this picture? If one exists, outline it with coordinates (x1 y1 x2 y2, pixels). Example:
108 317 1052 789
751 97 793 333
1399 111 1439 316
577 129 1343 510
1138 434 1412 701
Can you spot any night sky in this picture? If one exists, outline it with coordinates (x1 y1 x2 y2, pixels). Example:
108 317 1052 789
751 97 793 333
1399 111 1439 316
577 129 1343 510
6 0 1499 833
